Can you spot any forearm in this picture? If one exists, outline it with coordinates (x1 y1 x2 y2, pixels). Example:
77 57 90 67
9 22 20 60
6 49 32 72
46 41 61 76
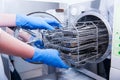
0 13 16 27
0 29 34 58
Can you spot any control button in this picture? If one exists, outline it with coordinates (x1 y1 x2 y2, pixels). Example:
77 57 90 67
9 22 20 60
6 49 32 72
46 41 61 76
119 44 120 47
118 51 120 55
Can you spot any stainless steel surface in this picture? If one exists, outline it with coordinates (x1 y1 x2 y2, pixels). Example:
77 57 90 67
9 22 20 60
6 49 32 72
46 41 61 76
43 11 112 68
27 68 106 80
57 68 95 80
2 0 59 14
74 11 112 64
76 68 106 80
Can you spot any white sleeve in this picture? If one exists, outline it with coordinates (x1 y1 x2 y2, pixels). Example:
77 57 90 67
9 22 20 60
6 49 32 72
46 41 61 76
0 55 8 80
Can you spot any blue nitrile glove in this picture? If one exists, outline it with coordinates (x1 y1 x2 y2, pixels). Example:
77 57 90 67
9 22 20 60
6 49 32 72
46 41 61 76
16 15 61 30
25 48 69 69
29 36 44 49
34 40 44 49
43 18 62 27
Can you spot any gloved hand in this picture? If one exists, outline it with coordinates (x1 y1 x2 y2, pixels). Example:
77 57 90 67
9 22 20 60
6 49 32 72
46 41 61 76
29 36 44 49
16 15 61 30
43 18 62 27
25 48 69 69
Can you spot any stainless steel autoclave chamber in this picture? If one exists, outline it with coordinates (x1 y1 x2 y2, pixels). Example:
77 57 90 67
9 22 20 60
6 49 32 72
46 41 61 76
43 11 112 68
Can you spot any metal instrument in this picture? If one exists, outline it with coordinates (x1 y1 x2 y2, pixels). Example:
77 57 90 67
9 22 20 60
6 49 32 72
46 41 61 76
43 11 112 68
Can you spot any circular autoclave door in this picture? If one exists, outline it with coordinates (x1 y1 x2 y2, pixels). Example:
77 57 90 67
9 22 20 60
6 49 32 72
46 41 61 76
43 11 112 68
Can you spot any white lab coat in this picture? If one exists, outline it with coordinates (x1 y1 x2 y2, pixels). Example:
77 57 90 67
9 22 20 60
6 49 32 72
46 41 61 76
0 54 8 80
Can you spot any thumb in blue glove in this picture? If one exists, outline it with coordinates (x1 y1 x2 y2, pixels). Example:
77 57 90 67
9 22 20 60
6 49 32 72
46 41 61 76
25 48 69 69
29 36 44 49
43 18 62 27
16 15 61 30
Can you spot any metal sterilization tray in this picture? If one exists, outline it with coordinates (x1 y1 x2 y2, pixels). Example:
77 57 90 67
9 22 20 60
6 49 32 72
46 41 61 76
43 11 112 68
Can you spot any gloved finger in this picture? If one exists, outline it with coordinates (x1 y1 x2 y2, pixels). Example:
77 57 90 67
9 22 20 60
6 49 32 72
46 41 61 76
46 56 69 69
54 51 69 69
57 58 69 69
43 50 69 69
34 40 44 49
29 36 44 49
38 21 55 30
44 18 62 28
